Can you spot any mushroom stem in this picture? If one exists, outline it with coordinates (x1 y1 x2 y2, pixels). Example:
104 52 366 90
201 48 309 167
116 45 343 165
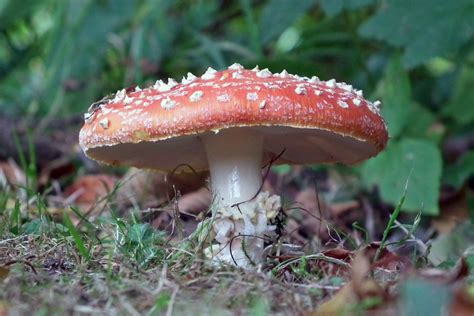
202 128 263 205
202 128 280 268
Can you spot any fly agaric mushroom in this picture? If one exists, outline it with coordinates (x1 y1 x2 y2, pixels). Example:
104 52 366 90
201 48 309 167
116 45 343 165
79 64 388 268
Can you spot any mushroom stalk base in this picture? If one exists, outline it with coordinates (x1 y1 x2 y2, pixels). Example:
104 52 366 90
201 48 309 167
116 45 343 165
202 129 281 268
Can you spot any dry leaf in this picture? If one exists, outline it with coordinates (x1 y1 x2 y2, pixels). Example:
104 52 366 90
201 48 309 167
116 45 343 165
432 189 469 234
0 301 8 316
63 174 117 219
0 266 10 281
418 258 469 284
0 159 25 188
177 187 212 214
450 284 474 316
311 282 356 315
38 157 75 187
116 168 208 210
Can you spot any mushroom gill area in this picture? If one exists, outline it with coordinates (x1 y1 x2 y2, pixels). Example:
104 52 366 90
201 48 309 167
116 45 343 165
84 125 380 171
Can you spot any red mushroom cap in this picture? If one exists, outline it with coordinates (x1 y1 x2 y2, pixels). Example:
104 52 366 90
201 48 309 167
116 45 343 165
79 64 388 171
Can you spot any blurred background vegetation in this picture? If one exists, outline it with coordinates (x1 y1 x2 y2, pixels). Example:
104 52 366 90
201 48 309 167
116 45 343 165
0 0 473 217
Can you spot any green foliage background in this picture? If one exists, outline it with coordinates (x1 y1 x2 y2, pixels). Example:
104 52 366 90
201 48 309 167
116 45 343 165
1 0 473 215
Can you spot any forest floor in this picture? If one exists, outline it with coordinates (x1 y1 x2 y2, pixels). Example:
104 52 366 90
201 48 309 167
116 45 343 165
0 141 473 315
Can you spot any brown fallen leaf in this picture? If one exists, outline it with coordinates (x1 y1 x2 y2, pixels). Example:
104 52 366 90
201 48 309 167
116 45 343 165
352 251 385 300
310 250 395 316
115 168 209 211
0 159 25 188
329 200 360 217
418 258 469 284
288 188 330 242
0 300 8 316
432 188 469 234
63 174 117 218
0 266 10 281
177 187 212 215
310 282 356 316
450 284 474 316
37 157 76 188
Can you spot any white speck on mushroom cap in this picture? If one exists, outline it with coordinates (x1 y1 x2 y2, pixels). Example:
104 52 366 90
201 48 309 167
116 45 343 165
259 100 266 109
252 65 260 71
135 86 141 92
228 63 244 70
355 89 363 97
295 85 307 95
314 89 323 96
309 76 320 83
189 90 204 102
232 72 244 79
247 92 259 101
202 67 217 80
99 118 109 129
373 100 382 108
277 69 290 78
113 89 126 102
161 97 177 110
84 112 93 122
256 68 272 78
123 95 133 104
337 100 349 109
154 80 166 91
217 94 230 102
353 98 361 106
338 83 353 92
167 78 178 88
182 72 197 85
325 79 336 88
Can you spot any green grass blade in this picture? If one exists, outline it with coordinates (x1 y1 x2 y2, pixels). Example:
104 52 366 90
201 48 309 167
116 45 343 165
63 209 90 261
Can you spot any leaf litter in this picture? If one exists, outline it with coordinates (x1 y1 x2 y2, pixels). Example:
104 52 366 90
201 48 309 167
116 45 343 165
0 159 473 315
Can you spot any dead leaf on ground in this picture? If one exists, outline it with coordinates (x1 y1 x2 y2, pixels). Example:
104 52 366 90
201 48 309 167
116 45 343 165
288 188 330 242
0 266 10 281
418 258 469 284
432 188 470 234
63 174 117 218
115 168 208 211
0 301 8 316
310 282 356 316
311 250 392 316
450 284 474 316
0 159 25 188
37 157 75 188
177 187 212 215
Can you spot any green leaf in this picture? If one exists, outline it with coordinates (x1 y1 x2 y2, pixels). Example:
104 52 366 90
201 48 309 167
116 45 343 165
259 0 314 44
362 139 442 215
359 0 474 68
0 0 43 30
444 151 474 189
152 292 171 314
319 0 375 17
379 56 412 138
428 222 474 265
443 66 474 126
249 297 269 316
403 102 436 139
401 278 451 315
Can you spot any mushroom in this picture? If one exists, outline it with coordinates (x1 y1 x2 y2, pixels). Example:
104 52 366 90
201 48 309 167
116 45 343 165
79 64 388 268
